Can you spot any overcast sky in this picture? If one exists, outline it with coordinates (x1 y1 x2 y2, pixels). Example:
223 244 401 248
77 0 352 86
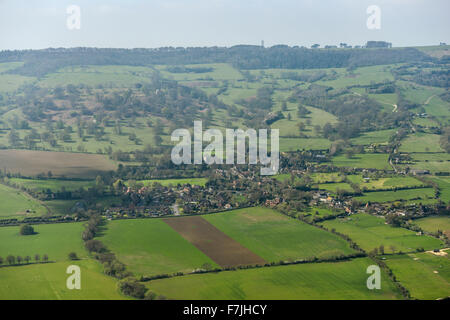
0 0 449 50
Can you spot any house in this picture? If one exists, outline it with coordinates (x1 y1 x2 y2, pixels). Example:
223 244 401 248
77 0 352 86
411 169 430 175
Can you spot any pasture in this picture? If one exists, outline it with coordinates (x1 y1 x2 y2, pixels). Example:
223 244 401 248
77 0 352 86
299 207 342 222
316 182 353 193
38 65 154 88
0 183 47 219
0 74 35 93
354 188 435 203
279 137 331 152
98 219 218 276
146 258 401 300
332 154 390 170
347 175 425 191
0 260 127 300
0 222 85 261
384 253 450 300
321 214 444 253
414 216 450 237
203 207 356 262
430 176 450 203
6 178 95 192
317 65 394 89
350 129 396 145
399 133 444 153
157 63 243 82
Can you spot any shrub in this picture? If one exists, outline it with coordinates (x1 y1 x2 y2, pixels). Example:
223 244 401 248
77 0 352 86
118 277 147 299
20 224 35 235
68 252 78 260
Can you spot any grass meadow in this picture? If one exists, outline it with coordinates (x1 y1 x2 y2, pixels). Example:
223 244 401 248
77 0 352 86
203 207 356 262
98 218 218 277
0 260 127 300
146 257 401 300
0 183 47 219
0 222 86 261
321 214 444 253
384 253 450 300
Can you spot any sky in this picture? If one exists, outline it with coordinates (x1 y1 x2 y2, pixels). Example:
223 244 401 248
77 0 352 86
0 0 449 50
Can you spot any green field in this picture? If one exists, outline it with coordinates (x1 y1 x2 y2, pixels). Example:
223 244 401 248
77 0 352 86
332 154 390 170
146 257 401 300
316 182 354 193
399 133 444 153
0 260 127 300
350 129 396 145
430 176 450 203
45 200 78 215
0 74 35 93
347 176 425 191
271 105 338 137
408 161 450 174
98 219 217 276
300 207 342 222
0 183 47 219
311 172 346 183
203 207 355 262
279 137 331 151
321 214 444 253
6 178 95 192
414 216 450 235
384 253 450 300
0 222 86 261
157 63 243 82
317 65 394 89
354 188 435 203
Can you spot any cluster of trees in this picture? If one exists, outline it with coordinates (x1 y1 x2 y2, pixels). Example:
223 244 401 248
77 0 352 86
440 127 450 153
0 254 48 266
281 70 332 83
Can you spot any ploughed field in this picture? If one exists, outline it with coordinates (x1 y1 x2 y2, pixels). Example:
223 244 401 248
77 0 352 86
0 149 116 179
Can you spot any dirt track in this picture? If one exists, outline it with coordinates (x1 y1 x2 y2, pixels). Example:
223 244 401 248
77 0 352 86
163 216 266 268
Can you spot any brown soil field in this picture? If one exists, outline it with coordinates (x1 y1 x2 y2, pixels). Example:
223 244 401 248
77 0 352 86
0 149 117 178
163 216 266 268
